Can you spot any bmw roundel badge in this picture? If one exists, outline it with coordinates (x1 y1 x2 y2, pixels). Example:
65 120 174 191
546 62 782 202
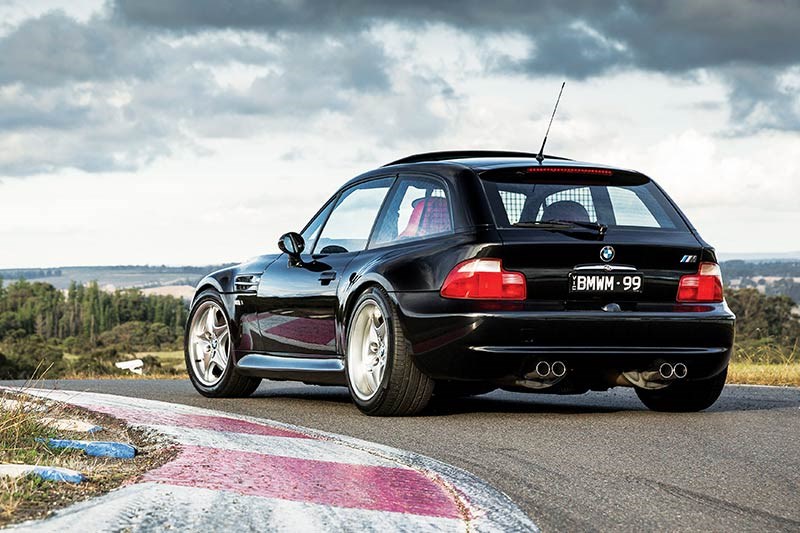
600 245 615 262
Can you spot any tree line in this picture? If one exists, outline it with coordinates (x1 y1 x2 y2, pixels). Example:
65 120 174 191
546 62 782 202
0 279 188 378
0 277 798 379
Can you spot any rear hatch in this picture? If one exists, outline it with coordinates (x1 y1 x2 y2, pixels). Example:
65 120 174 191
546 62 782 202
479 165 704 310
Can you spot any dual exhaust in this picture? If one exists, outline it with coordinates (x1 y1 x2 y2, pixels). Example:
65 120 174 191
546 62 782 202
516 360 568 390
658 362 688 380
534 360 567 379
620 361 688 390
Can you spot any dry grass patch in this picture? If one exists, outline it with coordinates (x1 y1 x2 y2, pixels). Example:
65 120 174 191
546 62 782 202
0 389 176 527
728 362 800 387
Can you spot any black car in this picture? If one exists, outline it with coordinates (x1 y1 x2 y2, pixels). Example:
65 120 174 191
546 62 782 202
185 150 735 415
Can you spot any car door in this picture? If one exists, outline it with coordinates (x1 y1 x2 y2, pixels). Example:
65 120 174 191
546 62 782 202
256 177 394 356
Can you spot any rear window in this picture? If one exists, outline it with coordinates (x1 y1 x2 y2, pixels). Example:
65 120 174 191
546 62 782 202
481 170 687 230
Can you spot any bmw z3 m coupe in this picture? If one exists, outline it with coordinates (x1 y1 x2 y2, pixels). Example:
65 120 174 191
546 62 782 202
185 150 735 415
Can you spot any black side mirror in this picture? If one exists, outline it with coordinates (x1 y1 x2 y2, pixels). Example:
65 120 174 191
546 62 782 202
278 232 305 258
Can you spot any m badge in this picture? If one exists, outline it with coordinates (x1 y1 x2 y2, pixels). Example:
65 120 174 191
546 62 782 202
680 255 698 263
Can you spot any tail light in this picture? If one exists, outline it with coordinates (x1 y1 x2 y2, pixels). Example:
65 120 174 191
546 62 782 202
441 258 526 300
677 262 724 303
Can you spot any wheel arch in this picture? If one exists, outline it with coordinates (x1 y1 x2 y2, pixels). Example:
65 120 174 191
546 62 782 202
337 275 397 354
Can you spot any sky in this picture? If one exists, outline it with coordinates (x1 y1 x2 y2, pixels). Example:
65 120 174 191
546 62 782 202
0 0 798 268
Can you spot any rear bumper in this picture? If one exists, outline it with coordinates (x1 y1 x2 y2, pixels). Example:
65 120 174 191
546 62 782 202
392 293 735 383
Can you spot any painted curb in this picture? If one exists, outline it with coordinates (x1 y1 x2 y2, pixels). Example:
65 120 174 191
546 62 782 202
40 417 103 433
37 438 136 459
4 388 538 532
0 464 84 484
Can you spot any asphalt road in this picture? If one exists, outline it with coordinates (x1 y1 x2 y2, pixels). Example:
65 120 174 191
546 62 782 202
5 379 799 532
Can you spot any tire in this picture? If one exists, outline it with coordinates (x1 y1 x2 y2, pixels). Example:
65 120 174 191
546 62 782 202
434 381 497 399
636 366 727 412
185 289 261 398
345 287 434 416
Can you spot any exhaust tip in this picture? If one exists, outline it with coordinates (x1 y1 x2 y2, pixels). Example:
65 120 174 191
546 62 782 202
551 361 567 378
535 361 551 377
673 363 688 379
659 362 674 380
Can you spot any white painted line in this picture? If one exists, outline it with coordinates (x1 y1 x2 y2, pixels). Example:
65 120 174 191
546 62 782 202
0 464 35 479
5 388 538 532
5 482 466 532
148 424 401 468
39 418 103 433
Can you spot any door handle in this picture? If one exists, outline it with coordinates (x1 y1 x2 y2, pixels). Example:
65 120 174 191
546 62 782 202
318 271 337 285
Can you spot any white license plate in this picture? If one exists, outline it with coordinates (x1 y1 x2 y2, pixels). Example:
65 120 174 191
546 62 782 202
569 273 643 293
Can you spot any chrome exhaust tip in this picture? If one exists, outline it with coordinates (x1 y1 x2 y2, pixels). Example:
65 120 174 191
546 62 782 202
659 362 674 380
551 361 567 378
535 361 551 378
673 362 688 379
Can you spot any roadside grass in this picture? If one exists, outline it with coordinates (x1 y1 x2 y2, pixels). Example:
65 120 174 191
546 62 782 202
0 386 175 527
728 362 800 386
60 350 186 380
728 341 799 386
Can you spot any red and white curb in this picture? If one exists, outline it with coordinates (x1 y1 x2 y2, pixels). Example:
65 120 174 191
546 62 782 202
5 388 537 532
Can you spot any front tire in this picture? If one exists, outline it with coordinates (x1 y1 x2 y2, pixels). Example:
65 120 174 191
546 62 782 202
185 290 261 398
636 366 727 412
345 287 433 416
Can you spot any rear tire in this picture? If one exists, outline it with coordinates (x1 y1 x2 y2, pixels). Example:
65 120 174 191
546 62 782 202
185 290 262 398
345 287 433 416
636 366 727 412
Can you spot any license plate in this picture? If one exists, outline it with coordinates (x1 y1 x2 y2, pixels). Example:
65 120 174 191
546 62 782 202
569 273 643 293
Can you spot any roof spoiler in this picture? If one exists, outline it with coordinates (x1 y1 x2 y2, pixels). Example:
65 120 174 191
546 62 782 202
383 150 571 167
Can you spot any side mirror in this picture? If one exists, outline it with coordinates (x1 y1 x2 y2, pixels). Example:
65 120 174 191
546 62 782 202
278 232 305 258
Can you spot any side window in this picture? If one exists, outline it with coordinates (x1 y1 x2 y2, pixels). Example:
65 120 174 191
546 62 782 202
608 187 661 227
371 177 453 247
536 186 597 222
314 178 393 254
300 200 335 255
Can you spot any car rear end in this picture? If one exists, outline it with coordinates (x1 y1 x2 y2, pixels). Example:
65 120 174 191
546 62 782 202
403 162 734 398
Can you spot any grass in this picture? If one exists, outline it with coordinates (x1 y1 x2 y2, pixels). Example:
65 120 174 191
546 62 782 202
0 386 175 527
728 362 800 386
727 341 800 386
59 350 186 380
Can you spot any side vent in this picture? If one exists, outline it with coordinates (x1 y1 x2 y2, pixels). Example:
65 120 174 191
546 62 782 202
234 274 261 293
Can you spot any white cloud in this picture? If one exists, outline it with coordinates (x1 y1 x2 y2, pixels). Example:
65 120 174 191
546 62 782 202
0 5 798 267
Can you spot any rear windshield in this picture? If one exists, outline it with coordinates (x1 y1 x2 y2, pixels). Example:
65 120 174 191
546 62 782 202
480 170 688 230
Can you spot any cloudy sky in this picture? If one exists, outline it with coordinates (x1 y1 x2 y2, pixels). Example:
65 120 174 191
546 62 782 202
0 0 798 268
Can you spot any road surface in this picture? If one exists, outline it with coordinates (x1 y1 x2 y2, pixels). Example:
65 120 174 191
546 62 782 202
5 379 799 532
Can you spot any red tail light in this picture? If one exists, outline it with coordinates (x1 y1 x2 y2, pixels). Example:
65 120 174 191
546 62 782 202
677 262 724 303
441 258 526 300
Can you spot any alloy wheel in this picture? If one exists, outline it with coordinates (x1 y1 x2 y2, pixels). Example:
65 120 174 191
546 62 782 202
189 301 231 386
347 300 389 401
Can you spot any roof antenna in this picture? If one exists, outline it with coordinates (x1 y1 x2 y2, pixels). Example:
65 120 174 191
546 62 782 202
536 81 565 163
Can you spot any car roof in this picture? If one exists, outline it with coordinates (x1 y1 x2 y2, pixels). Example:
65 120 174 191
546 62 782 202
381 150 632 173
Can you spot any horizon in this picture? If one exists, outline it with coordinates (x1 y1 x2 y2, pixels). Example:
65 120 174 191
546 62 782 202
1 1 799 267
2 252 800 273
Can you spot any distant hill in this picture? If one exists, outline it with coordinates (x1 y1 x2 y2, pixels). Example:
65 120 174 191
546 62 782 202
0 264 235 291
718 251 800 262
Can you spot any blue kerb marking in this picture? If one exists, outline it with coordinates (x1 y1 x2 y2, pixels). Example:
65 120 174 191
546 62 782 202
32 466 84 484
37 438 137 459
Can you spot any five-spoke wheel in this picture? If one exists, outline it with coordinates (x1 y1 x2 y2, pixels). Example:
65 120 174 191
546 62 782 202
184 290 261 397
347 301 388 401
345 287 433 416
188 301 231 386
